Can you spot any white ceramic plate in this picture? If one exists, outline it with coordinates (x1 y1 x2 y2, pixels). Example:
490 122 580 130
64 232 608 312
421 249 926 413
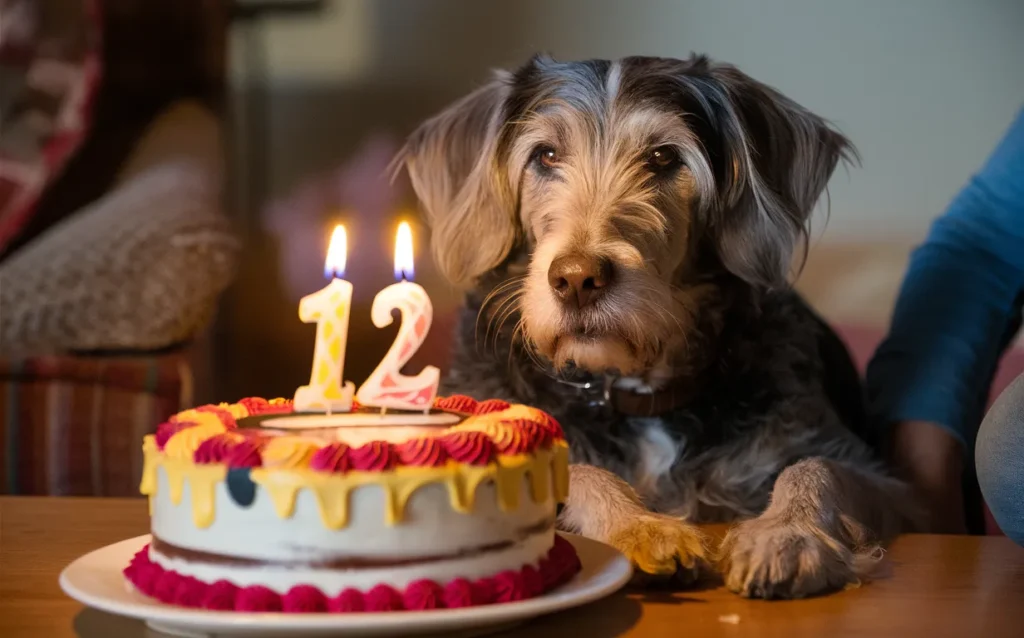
60 533 631 637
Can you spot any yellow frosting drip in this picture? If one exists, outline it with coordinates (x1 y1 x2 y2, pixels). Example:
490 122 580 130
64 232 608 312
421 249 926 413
141 435 158 514
552 442 569 498
140 435 158 495
247 444 569 529
140 441 227 528
182 463 228 528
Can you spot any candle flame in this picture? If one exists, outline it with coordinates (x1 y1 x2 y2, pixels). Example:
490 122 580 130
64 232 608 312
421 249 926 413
324 225 347 279
394 221 414 280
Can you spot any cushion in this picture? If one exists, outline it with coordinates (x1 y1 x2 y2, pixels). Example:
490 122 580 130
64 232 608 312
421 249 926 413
0 159 240 354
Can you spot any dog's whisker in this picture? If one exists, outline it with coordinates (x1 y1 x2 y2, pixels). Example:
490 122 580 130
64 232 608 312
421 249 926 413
488 294 524 355
484 285 524 334
477 276 527 353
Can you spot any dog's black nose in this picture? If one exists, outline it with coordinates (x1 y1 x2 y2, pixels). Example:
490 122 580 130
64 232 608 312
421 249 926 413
548 253 613 308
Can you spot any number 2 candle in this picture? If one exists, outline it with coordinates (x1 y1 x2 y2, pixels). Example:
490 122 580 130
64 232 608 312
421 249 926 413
356 221 440 411
293 225 356 413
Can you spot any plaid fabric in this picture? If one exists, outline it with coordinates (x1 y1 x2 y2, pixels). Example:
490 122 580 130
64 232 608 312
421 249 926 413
0 351 191 496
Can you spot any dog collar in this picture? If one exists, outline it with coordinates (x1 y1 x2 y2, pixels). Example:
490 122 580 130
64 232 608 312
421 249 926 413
556 374 697 417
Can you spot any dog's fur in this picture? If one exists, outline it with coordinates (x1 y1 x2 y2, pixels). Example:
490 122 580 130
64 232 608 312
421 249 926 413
399 54 921 599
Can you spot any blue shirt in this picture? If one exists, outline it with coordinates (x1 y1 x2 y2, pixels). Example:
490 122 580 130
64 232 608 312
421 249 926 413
866 107 1024 452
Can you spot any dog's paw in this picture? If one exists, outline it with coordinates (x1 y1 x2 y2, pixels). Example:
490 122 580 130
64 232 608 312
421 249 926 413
607 513 708 584
720 515 871 599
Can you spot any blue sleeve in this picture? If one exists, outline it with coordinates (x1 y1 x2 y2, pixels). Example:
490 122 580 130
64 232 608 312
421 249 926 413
866 106 1024 451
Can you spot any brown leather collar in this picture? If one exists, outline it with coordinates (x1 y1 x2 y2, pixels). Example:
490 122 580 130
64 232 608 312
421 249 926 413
608 376 698 417
559 374 697 417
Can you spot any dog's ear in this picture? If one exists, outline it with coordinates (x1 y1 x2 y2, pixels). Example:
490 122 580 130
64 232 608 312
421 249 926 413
398 73 517 286
684 58 856 289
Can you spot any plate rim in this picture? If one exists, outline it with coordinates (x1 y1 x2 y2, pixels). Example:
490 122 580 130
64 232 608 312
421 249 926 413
59 532 632 632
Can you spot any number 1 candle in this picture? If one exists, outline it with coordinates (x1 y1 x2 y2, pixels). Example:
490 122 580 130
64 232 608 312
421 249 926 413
294 225 356 413
356 221 440 411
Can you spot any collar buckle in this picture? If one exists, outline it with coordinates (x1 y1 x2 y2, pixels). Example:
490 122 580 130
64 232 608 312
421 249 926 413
553 374 618 414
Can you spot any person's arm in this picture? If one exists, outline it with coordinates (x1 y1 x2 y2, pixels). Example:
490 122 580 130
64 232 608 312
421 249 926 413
866 107 1024 532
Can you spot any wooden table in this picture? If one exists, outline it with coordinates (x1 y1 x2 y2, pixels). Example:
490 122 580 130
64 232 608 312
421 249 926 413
2 497 1023 637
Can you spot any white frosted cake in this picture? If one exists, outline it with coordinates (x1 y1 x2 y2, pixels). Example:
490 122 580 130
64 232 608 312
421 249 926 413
123 395 580 612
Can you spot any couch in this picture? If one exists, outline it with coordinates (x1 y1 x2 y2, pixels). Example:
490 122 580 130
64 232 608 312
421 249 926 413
0 1 236 496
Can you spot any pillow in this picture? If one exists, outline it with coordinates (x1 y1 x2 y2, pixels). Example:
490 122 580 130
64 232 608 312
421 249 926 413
0 160 240 354
0 0 102 253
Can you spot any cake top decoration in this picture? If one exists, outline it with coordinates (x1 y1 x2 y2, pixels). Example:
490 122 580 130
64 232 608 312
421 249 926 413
152 396 564 473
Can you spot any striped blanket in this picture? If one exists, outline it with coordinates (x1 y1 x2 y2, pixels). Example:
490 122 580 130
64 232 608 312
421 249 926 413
0 352 190 496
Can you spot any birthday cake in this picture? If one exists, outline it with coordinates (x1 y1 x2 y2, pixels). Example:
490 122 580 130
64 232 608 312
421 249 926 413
123 395 580 613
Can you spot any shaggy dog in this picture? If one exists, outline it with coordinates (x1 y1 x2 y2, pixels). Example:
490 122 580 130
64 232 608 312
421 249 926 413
398 54 920 599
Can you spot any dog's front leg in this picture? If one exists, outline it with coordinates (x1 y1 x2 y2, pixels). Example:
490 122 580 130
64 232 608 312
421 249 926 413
720 457 920 599
559 464 708 583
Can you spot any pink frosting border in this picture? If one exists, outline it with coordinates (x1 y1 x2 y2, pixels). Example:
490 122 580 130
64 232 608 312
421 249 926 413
123 535 581 613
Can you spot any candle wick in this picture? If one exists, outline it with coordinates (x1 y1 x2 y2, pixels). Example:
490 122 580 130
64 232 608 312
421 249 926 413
327 406 333 417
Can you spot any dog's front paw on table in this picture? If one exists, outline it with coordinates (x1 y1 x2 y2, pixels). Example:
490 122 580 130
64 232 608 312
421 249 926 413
719 516 874 599
607 513 708 585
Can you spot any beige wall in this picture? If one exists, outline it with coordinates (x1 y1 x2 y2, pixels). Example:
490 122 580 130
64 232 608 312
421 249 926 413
239 0 1024 240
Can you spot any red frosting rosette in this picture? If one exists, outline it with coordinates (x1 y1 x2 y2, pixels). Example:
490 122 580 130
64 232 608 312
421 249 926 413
223 439 263 468
263 398 295 414
283 585 328 613
237 397 270 415
395 437 449 467
328 588 365 613
153 571 183 604
433 394 479 414
549 534 583 580
475 398 511 414
491 570 526 602
310 442 352 473
403 579 443 610
442 578 477 608
510 419 555 451
534 411 565 440
238 397 295 416
349 441 396 472
365 584 403 612
478 421 532 455
441 430 495 466
203 581 240 611
174 576 207 608
237 585 282 612
520 565 544 598
193 433 244 464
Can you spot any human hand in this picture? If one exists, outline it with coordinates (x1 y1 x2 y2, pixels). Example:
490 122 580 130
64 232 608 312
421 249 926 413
890 420 967 534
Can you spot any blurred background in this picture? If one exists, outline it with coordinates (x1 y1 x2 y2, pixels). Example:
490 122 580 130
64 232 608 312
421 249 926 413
0 0 1022 496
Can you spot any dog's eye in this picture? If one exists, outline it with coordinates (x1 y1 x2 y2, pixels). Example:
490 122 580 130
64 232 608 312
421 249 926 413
647 146 682 172
534 146 559 170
